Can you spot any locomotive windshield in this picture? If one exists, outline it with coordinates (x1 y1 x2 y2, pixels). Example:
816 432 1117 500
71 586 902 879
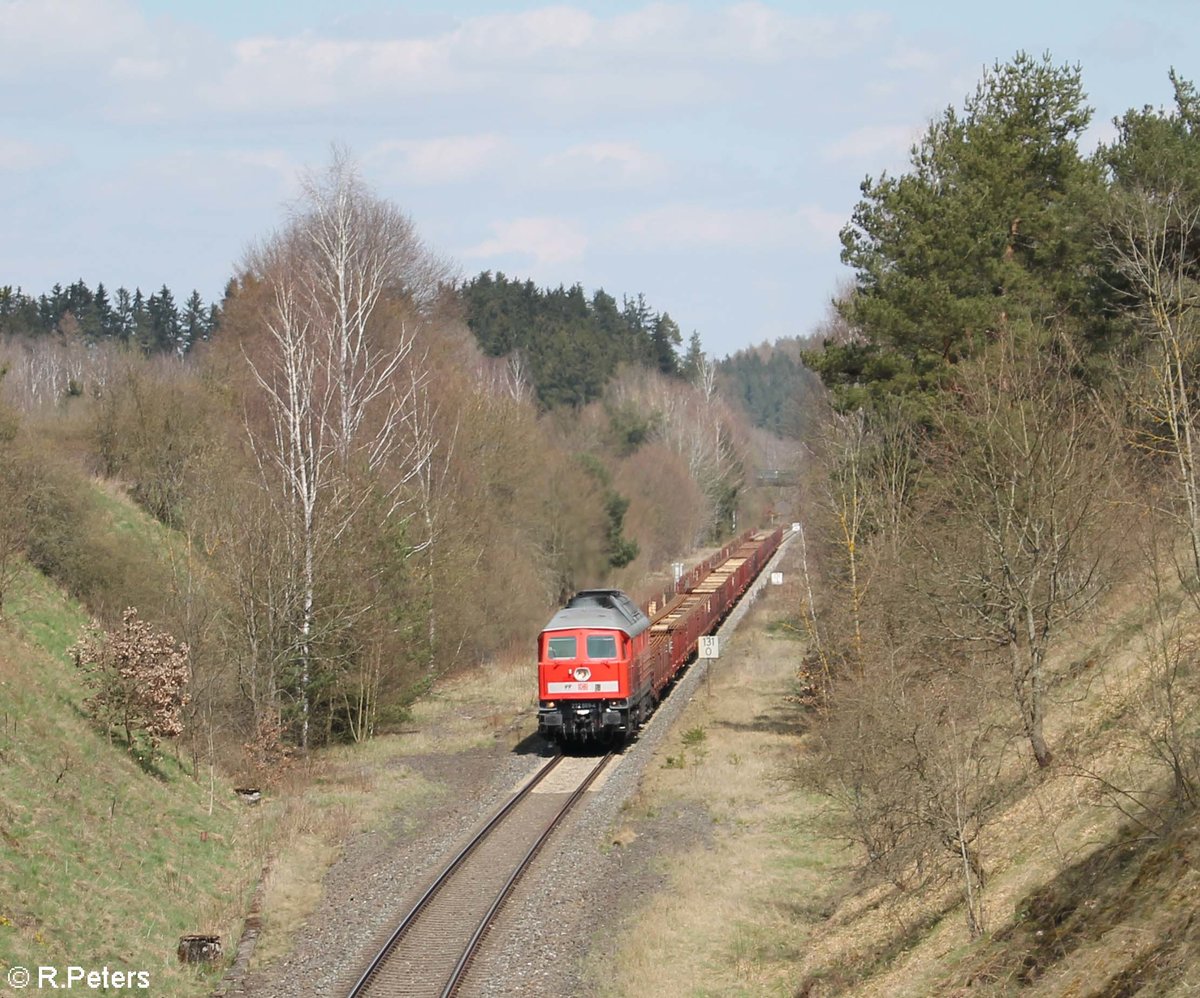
547 636 577 659
587 634 617 659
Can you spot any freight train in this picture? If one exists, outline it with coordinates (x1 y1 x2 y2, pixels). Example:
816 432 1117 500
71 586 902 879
536 528 784 744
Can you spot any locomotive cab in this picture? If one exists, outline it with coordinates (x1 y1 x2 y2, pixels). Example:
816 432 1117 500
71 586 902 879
537 590 649 744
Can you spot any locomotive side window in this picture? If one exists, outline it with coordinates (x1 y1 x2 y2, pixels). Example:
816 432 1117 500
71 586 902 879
547 636 577 659
587 634 618 659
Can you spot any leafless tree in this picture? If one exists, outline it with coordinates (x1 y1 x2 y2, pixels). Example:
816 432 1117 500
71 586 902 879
805 397 922 673
607 368 745 540
926 332 1109 768
0 334 118 411
804 658 1009 938
0 400 26 614
1104 187 1200 580
404 366 459 672
817 408 871 660
1075 522 1200 826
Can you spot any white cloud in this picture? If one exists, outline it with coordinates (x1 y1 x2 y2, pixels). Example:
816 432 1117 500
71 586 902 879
821 124 919 164
371 135 510 185
885 43 943 73
0 139 68 172
97 148 299 207
543 141 667 188
623 202 843 250
608 4 691 47
453 6 596 60
110 56 170 81
204 36 447 112
464 217 588 265
0 0 148 74
184 5 889 118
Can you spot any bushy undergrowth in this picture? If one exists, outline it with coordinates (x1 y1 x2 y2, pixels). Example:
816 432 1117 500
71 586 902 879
14 444 178 627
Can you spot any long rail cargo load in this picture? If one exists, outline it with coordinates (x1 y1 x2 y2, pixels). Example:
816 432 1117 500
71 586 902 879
536 527 783 744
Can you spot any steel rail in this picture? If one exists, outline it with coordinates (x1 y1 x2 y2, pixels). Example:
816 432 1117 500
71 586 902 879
347 751 565 997
442 751 614 998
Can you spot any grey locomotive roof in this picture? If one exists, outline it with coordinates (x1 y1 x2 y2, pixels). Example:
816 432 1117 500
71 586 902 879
542 589 651 637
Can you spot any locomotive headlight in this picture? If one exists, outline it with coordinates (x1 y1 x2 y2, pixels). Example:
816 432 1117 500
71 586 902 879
573 667 591 682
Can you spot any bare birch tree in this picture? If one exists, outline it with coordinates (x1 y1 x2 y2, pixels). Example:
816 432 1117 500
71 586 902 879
401 365 458 674
819 408 871 661
241 152 442 747
807 397 921 675
606 368 745 539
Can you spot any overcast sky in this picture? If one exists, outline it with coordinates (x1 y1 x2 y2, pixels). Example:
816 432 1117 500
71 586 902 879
2 1 1197 358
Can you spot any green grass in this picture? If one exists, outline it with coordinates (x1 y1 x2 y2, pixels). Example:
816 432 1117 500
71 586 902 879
0 562 258 995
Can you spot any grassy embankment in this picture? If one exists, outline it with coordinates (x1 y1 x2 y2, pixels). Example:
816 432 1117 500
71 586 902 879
587 557 836 997
0 488 257 995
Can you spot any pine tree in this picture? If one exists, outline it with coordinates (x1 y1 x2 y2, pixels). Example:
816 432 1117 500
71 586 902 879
682 330 705 383
181 290 206 352
114 287 134 341
92 282 114 340
651 312 682 375
148 284 180 353
822 52 1110 410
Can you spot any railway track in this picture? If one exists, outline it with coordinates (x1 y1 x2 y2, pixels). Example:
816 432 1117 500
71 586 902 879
347 750 613 997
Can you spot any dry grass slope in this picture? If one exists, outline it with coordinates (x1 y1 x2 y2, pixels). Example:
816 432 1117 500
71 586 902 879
586 542 1200 998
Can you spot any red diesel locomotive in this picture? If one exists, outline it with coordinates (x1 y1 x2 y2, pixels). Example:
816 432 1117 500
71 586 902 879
537 528 783 744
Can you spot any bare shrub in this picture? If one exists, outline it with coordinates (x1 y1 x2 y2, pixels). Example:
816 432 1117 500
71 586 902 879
91 355 217 526
0 398 25 614
1079 524 1200 825
71 607 191 755
804 659 1011 938
604 366 747 540
241 713 292 788
615 442 706 572
1104 188 1200 580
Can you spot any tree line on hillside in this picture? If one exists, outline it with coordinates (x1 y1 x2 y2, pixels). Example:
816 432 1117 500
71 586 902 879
0 281 220 355
461 272 683 409
0 150 769 775
2 267 694 419
461 272 826 448
717 338 824 439
797 53 1200 939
